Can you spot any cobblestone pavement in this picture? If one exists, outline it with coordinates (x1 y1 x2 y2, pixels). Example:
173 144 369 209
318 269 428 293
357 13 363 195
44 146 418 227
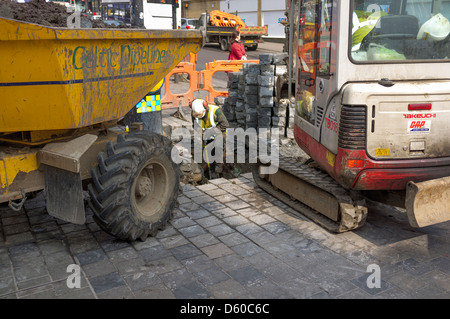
0 173 449 299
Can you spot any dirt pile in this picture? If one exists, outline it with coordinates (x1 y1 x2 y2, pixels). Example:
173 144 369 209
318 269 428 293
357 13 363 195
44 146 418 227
0 0 121 28
0 0 70 27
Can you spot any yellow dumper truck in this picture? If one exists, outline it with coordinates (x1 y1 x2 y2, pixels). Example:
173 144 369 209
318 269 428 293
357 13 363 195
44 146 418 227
0 18 203 241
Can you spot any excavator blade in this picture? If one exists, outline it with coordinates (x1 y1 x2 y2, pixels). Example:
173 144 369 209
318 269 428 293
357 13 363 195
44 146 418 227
405 176 450 228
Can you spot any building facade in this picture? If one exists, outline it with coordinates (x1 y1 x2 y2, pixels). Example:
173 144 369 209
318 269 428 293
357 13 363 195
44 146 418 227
181 0 221 18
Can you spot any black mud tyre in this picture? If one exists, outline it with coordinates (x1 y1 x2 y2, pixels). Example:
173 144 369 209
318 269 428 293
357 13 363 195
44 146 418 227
88 132 180 241
220 37 228 51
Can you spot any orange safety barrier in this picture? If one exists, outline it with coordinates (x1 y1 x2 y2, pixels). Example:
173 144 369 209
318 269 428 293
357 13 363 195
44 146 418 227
161 53 260 109
300 41 331 65
200 59 259 104
299 41 332 80
209 10 245 28
161 53 198 110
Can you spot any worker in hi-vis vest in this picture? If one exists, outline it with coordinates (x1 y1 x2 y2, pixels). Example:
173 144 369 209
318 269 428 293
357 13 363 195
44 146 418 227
191 98 229 178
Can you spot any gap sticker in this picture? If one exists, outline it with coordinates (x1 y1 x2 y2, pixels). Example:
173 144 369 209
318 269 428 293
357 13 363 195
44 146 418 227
408 120 431 134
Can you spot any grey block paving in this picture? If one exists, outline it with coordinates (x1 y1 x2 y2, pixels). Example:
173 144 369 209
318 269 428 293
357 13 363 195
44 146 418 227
0 172 449 299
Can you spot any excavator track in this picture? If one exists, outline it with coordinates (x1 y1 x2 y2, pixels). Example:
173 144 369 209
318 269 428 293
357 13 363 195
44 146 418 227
252 157 368 233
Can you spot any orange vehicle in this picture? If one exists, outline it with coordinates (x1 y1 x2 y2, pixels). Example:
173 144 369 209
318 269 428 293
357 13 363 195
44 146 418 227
198 10 268 51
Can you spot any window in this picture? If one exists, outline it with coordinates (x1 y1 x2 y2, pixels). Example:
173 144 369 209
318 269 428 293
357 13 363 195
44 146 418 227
351 0 450 62
102 3 130 23
147 0 177 4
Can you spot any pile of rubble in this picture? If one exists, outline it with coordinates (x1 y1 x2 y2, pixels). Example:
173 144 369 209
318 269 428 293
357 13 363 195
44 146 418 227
0 0 120 28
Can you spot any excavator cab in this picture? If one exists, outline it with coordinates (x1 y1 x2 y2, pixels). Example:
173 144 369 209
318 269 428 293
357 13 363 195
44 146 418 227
255 0 450 232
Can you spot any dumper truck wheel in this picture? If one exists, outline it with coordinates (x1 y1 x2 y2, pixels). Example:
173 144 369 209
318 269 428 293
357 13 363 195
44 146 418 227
88 132 180 241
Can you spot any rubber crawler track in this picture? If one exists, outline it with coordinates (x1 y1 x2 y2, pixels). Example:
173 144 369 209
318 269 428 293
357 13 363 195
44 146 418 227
252 157 367 233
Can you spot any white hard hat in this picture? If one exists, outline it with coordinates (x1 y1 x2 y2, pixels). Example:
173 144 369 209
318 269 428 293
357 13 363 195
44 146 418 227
192 99 206 118
417 13 450 41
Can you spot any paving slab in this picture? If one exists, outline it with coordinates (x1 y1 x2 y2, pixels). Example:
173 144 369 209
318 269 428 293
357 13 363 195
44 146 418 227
0 172 449 302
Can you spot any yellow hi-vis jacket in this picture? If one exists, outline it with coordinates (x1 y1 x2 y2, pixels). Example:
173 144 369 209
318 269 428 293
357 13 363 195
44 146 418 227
195 104 219 130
